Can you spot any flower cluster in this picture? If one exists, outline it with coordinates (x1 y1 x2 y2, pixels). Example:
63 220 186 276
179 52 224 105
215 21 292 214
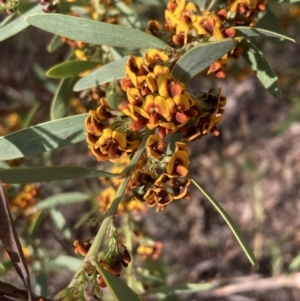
128 138 191 212
86 48 226 210
227 0 266 26
120 52 226 139
146 0 266 77
146 0 238 77
10 184 40 214
74 239 131 288
137 241 163 260
164 1 236 46
85 98 141 162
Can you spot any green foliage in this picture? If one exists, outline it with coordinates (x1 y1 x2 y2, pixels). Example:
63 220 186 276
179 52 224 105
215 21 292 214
171 39 237 83
35 192 90 210
256 6 287 46
191 178 258 266
239 38 282 98
0 114 87 160
97 263 142 301
234 26 295 43
0 5 42 42
74 56 129 91
46 61 101 79
0 166 118 183
50 78 78 120
26 14 168 49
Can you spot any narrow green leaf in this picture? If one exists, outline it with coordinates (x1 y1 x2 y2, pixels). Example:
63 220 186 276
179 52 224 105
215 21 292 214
0 5 43 42
0 166 118 184
0 13 15 28
146 283 213 297
106 82 119 109
272 97 300 135
47 61 100 78
0 114 87 160
47 35 63 53
278 0 300 2
191 178 258 266
49 208 71 240
113 0 141 29
35 272 48 297
288 252 300 272
170 39 236 83
47 256 82 272
32 63 57 94
59 1 90 14
74 56 128 91
195 0 206 10
21 103 40 128
97 263 141 301
17 2 36 13
26 14 168 49
255 5 287 46
27 210 43 237
135 0 160 5
239 38 282 98
166 132 182 155
234 26 295 43
50 78 77 120
0 162 10 169
35 192 90 210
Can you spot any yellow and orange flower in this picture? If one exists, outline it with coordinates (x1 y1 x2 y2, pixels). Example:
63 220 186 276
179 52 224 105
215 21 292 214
166 142 190 178
146 135 167 159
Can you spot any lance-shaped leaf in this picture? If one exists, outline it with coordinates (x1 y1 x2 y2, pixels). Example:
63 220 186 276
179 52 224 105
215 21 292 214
26 14 168 49
47 35 63 53
49 208 71 240
97 262 141 301
255 6 287 47
74 56 129 91
135 0 160 4
47 256 82 272
0 182 32 301
146 283 213 297
34 192 90 210
234 26 295 43
50 78 77 120
46 61 100 78
0 114 87 160
170 39 236 83
191 178 257 266
278 0 300 2
239 38 282 98
195 0 206 10
0 5 43 42
0 166 118 184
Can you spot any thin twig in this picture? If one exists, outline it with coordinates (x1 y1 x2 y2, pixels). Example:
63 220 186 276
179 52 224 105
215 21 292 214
67 130 152 289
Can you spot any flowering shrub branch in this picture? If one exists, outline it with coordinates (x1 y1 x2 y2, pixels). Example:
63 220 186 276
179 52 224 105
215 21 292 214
0 0 298 300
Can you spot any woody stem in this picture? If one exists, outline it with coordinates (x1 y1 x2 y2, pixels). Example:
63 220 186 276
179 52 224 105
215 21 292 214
67 129 152 289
